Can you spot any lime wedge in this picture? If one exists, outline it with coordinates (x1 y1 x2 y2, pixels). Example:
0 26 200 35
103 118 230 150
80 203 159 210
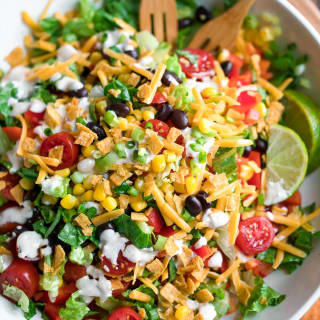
283 90 320 173
265 124 308 206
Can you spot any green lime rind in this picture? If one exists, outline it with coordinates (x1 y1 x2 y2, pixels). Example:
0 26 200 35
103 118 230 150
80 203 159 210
265 124 308 206
283 89 320 174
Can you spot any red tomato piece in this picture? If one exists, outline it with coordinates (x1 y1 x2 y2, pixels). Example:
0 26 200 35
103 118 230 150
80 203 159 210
247 151 261 189
141 119 170 138
108 307 142 320
2 127 22 142
36 283 77 305
175 135 186 158
228 53 244 69
245 259 273 278
244 108 260 125
236 216 275 255
25 110 45 127
159 226 176 237
192 244 212 259
40 132 79 170
282 190 301 206
44 304 61 320
152 92 167 104
0 173 20 202
237 70 252 86
146 208 164 233
233 91 258 114
63 261 87 283
179 49 215 79
0 260 39 298
101 251 135 276
0 202 20 233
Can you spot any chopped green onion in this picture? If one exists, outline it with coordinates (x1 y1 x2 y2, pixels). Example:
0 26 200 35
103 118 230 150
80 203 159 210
126 141 136 149
133 149 147 164
136 221 153 234
70 172 85 184
131 128 145 142
114 143 126 158
243 14 259 30
145 122 153 129
190 143 202 152
196 136 206 145
205 130 217 137
44 128 53 137
104 110 118 127
154 235 168 250
190 159 200 175
95 151 118 172
198 151 207 164
226 116 235 124
258 193 265 205
76 117 86 126
191 127 203 138
128 186 139 196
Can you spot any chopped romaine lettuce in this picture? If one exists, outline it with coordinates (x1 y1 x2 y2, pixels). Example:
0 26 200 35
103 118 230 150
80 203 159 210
172 83 194 109
70 246 93 266
166 55 186 81
0 83 17 126
0 127 13 155
59 291 90 320
136 31 159 51
58 223 88 247
3 284 30 313
40 273 60 302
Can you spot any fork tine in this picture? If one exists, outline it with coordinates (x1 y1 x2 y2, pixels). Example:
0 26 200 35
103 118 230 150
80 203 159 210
165 0 178 44
153 1 165 42
139 0 152 33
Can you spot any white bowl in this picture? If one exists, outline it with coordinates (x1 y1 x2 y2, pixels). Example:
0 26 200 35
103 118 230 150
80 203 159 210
0 1 319 319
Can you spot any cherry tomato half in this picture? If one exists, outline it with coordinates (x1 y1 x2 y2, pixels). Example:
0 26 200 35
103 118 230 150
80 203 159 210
40 132 79 170
0 173 20 202
63 261 87 283
159 226 176 237
101 251 135 276
245 259 273 278
192 244 212 260
233 91 260 114
283 190 301 206
25 110 45 127
2 127 22 142
236 216 275 255
147 208 164 234
152 92 167 105
247 151 261 189
0 260 39 298
141 119 170 138
36 283 77 305
179 49 215 79
108 307 142 320
44 303 61 320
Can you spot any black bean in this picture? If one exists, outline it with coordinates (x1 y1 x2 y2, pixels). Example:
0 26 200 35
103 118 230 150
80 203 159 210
185 196 202 216
255 137 268 154
70 86 88 98
107 102 130 118
170 110 189 129
124 49 139 60
96 223 112 239
195 6 212 23
221 61 233 77
243 145 253 157
0 164 7 171
161 71 182 86
261 159 266 169
196 191 211 211
87 122 107 141
24 186 41 202
156 103 174 122
178 18 194 29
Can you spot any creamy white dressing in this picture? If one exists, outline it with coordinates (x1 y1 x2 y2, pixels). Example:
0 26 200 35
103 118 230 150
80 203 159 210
76 266 112 304
89 85 104 98
100 229 128 265
173 239 185 256
0 201 33 226
103 30 133 52
16 231 51 260
84 201 102 214
57 44 78 61
8 98 29 116
194 236 207 249
0 254 13 273
187 299 217 320
202 209 230 229
186 79 219 92
207 251 223 269
264 179 290 206
55 76 83 92
134 56 155 70
77 158 96 174
7 142 23 173
41 175 65 195
123 245 157 266
30 99 46 113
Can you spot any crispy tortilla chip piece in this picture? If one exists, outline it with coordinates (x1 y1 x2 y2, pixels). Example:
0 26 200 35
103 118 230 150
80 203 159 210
75 130 95 147
160 283 186 304
146 258 163 275
96 137 114 155
52 245 65 274
74 213 93 236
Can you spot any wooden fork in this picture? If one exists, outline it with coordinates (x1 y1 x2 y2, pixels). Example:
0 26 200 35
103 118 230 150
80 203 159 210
139 0 178 45
188 0 256 52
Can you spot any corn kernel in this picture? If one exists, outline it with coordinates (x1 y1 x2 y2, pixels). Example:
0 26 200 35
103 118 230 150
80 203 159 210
55 168 71 178
19 178 35 191
175 306 190 320
185 176 197 194
134 177 145 192
163 150 176 163
96 101 107 115
80 190 93 202
152 155 166 173
130 195 147 212
90 51 103 64
73 184 85 196
199 118 212 134
133 110 142 121
127 115 136 123
102 196 118 211
82 145 96 158
260 26 274 42
174 182 186 194
42 194 58 205
83 176 93 190
85 83 92 92
239 164 254 181
254 102 267 118
218 49 230 62
61 194 78 210
142 110 155 121
161 182 174 194
93 183 107 202
201 87 217 99
118 118 128 130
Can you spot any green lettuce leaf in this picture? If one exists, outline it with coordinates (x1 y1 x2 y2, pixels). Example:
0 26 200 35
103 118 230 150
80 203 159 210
172 83 194 109
213 148 238 183
80 0 96 22
104 79 137 103
32 87 57 104
59 291 90 320
3 284 30 313
41 175 70 198
40 273 60 302
63 18 95 42
240 277 285 319
58 223 88 247
0 127 14 155
93 9 119 32
39 17 63 43
70 246 93 266
166 55 186 81
0 82 17 126
112 214 153 248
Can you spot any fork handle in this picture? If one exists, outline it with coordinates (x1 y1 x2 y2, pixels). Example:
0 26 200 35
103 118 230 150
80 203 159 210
287 0 320 34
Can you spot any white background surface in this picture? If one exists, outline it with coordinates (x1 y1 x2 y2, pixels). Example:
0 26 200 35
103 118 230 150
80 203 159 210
0 0 319 319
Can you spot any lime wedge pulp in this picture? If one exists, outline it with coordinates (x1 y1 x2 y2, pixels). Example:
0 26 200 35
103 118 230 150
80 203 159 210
283 90 320 174
265 124 308 206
